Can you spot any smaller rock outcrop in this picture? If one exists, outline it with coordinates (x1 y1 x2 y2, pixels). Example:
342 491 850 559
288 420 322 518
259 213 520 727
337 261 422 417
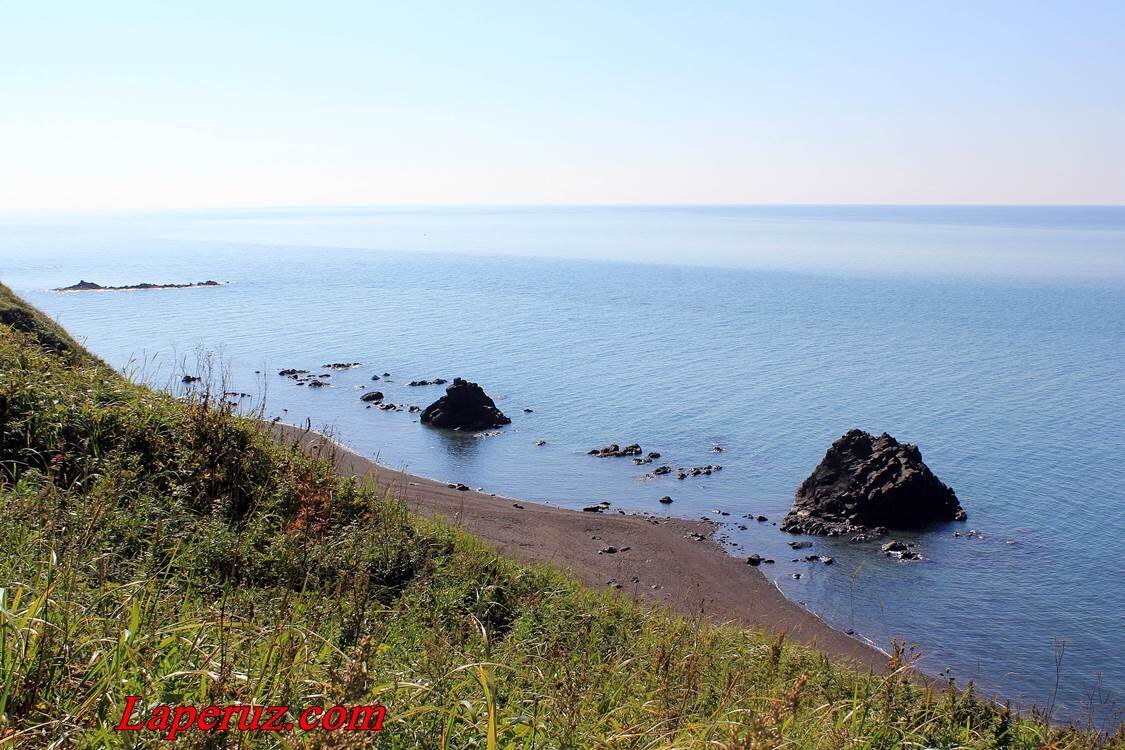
782 429 965 537
360 391 384 403
588 443 643 457
420 378 511 431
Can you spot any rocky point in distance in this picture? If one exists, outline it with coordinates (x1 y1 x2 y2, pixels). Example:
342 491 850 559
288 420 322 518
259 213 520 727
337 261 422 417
55 280 225 292
781 428 965 540
420 378 511 431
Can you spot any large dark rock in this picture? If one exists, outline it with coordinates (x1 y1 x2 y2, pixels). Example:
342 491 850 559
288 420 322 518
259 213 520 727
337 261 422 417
420 378 511 431
782 429 965 537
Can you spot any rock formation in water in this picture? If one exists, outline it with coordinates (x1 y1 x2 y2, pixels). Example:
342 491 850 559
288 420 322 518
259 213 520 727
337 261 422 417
781 429 965 537
587 443 643 457
420 378 511 431
55 280 224 291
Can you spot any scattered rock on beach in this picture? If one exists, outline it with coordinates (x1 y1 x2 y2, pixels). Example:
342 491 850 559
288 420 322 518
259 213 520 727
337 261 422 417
306 380 327 388
322 362 361 370
781 429 965 537
181 375 201 384
659 495 673 504
420 378 511 431
534 439 546 446
360 391 384 403
746 553 764 566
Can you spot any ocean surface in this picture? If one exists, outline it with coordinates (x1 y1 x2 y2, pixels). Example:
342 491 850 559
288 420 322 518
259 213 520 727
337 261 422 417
2 205 1123 726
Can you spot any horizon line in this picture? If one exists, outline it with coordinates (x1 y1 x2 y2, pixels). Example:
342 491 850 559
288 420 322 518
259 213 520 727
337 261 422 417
4 201 1125 218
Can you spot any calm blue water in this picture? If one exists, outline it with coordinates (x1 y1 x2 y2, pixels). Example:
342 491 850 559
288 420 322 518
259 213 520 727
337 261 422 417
2 206 1123 725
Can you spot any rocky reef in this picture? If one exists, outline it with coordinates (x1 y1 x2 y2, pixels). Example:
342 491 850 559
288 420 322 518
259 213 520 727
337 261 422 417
55 280 224 291
420 378 511 431
781 429 965 537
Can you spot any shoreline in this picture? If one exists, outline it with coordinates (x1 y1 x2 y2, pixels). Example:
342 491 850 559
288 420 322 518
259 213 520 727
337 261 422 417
270 421 892 674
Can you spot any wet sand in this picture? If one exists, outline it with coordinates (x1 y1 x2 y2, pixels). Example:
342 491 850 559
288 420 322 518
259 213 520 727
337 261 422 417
271 422 889 674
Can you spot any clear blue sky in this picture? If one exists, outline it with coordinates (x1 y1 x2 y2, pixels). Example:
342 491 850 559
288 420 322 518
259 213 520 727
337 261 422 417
2 1 1123 210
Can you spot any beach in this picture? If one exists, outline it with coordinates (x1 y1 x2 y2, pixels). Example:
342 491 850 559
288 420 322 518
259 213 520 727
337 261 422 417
272 422 889 673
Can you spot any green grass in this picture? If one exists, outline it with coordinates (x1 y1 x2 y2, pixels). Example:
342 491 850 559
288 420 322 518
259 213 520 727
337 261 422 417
0 291 1120 748
0 283 94 367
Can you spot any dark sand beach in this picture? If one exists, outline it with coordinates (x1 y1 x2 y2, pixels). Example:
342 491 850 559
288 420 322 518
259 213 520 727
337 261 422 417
272 422 889 674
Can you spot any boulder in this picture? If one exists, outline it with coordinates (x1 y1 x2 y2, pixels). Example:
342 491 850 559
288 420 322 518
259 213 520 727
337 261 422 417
360 391 384 403
420 378 511 431
781 429 964 537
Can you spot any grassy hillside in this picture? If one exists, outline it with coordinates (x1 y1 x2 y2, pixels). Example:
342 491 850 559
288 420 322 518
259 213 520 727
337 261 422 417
0 283 94 367
0 290 1118 748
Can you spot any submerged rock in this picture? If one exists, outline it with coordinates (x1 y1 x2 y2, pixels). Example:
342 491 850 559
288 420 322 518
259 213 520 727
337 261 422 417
420 378 511 431
781 429 964 537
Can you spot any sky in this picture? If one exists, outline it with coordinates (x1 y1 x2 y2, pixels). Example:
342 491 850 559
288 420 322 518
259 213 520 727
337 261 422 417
2 1 1124 211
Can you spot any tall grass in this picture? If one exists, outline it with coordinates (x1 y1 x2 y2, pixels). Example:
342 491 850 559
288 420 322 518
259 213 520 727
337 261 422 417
0 297 1120 748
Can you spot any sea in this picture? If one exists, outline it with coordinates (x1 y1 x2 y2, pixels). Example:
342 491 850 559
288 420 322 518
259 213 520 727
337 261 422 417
2 205 1123 726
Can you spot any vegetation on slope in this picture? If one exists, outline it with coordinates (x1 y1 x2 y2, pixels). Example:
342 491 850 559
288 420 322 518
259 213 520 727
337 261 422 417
0 283 93 367
0 291 1119 748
